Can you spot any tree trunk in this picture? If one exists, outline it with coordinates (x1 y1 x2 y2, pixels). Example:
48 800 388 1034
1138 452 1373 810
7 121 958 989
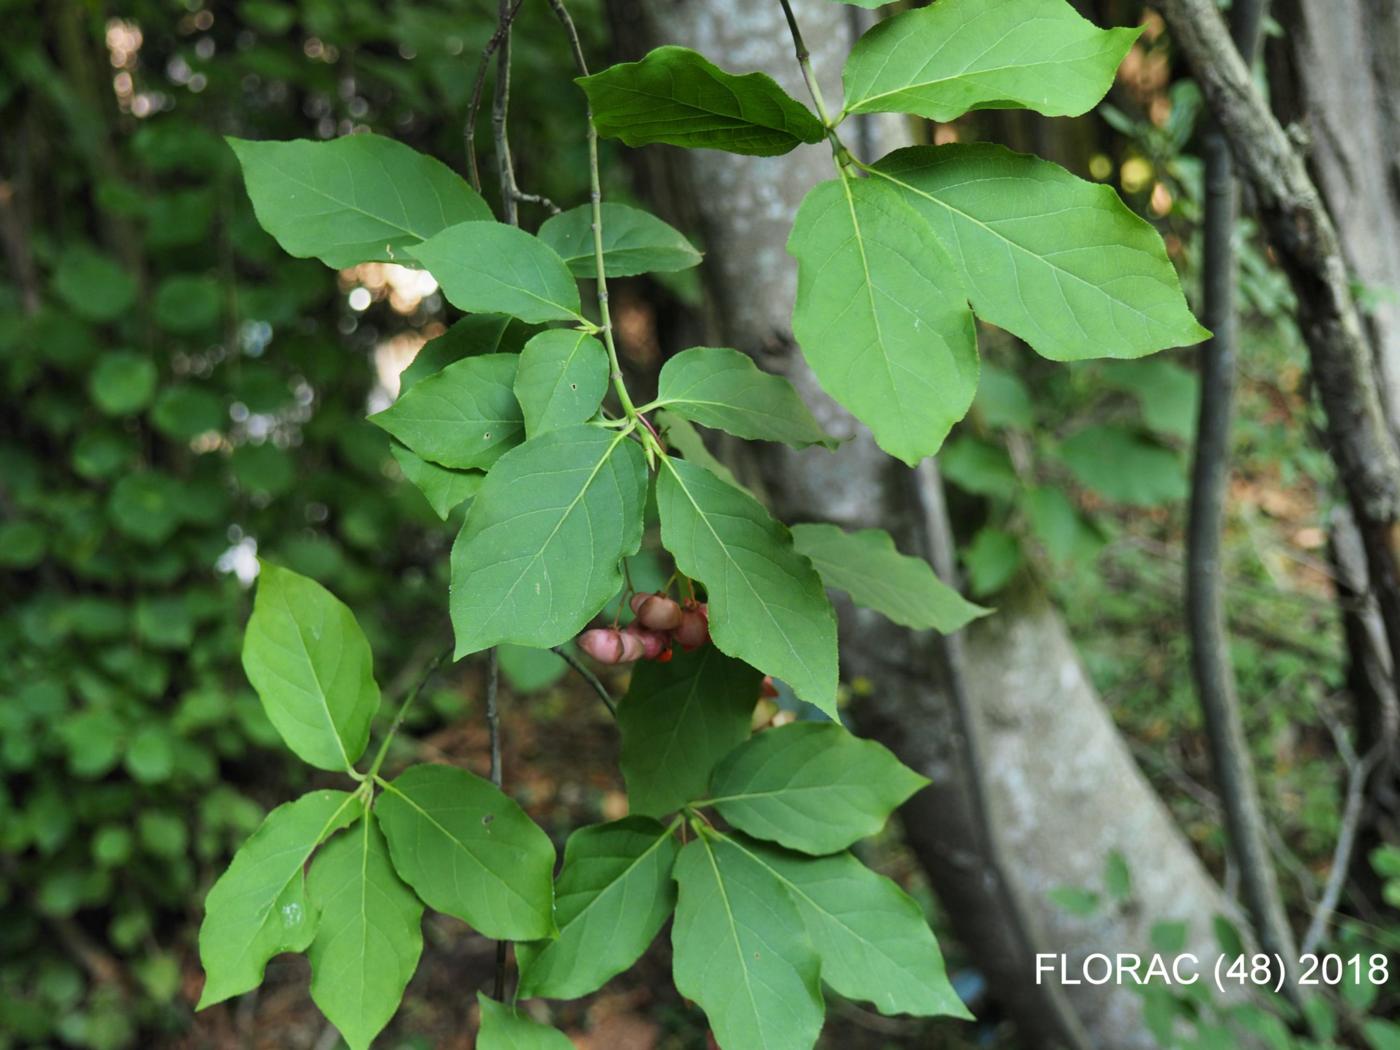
612 2 1240 1045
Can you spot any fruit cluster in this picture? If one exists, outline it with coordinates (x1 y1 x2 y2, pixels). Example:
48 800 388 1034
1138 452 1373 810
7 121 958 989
577 593 709 665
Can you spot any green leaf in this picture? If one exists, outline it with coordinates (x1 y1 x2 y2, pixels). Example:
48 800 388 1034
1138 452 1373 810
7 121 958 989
154 275 222 334
871 144 1210 360
975 364 1034 430
450 426 648 656
307 815 423 1050
151 384 224 438
1102 358 1200 439
227 134 492 268
497 644 570 693
829 0 894 6
90 352 157 416
841 0 1141 122
513 330 610 437
477 994 574 1050
539 202 702 278
53 247 136 323
197 790 361 1008
579 46 826 157
370 353 523 470
1026 486 1100 565
1057 424 1187 506
650 347 834 450
409 222 582 324
240 562 381 772
939 436 1019 501
619 646 763 817
788 176 977 466
655 410 742 490
790 523 987 633
964 527 1023 597
727 835 970 1019
400 314 533 391
516 818 680 1000
656 457 838 715
671 832 824 1050
376 763 556 940
709 723 927 855
390 443 483 520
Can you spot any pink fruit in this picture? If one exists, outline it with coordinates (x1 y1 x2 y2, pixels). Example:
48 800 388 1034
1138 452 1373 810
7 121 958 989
578 628 643 664
623 625 670 661
635 594 683 631
675 607 710 650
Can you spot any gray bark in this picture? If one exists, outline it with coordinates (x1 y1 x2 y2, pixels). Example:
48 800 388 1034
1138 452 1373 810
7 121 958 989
618 2 1239 1045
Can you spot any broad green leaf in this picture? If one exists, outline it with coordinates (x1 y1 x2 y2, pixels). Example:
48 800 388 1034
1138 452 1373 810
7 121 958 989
450 426 648 656
390 443 483 520
672 832 824 1050
788 176 977 466
90 352 157 416
241 562 380 772
497 644 570 693
618 647 763 817
872 144 1210 360
579 46 825 157
376 763 556 939
1057 424 1187 506
709 722 927 855
964 527 1023 596
513 330 610 437
651 347 834 450
841 0 1141 122
975 364 1034 430
409 222 582 324
656 457 838 715
1102 358 1200 439
53 247 136 323
307 815 423 1050
370 353 522 470
227 134 492 268
790 523 987 633
728 835 970 1019
401 314 533 391
477 994 573 1050
539 202 702 278
655 410 742 490
939 436 1019 501
516 818 680 1000
1026 486 1102 566
197 790 361 1008
151 383 224 438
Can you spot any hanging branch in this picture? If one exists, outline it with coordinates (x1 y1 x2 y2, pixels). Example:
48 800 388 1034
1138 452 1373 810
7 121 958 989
1183 0 1301 1002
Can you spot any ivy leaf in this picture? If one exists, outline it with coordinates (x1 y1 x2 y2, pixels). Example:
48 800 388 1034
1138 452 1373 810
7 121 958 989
370 354 523 470
651 347 835 450
376 763 557 940
197 790 361 1008
709 723 927 855
873 144 1210 360
227 135 492 268
409 222 583 324
307 815 423 1050
1057 424 1187 506
656 457 838 716
516 818 680 1000
450 426 648 656
790 523 987 633
727 835 971 1019
477 994 574 1049
241 562 380 772
513 330 610 438
788 176 977 466
390 443 483 521
539 202 702 278
619 647 763 817
579 46 825 157
841 0 1140 122
671 833 824 1050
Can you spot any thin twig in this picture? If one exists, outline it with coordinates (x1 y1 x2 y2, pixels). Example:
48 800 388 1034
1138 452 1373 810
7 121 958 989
491 0 518 226
484 647 508 1000
1183 0 1300 999
464 0 525 193
553 644 618 718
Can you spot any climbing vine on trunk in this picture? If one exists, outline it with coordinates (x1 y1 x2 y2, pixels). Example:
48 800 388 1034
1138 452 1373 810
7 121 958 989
197 0 1205 1046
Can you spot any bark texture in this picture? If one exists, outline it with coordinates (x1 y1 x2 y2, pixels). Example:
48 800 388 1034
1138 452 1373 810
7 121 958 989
615 2 1239 1045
